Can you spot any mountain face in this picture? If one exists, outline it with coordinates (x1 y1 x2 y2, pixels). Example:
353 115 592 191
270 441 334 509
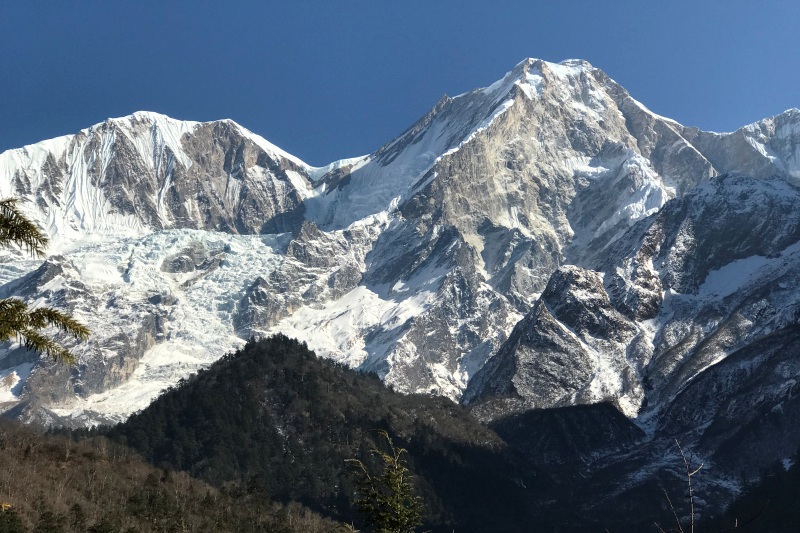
0 112 320 424
462 174 800 512
0 57 799 455
466 175 800 419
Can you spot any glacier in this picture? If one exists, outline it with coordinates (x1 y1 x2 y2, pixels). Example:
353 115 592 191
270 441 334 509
0 58 799 430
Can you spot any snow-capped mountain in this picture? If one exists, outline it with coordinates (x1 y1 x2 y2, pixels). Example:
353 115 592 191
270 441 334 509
1 111 314 245
465 175 800 421
1 58 799 438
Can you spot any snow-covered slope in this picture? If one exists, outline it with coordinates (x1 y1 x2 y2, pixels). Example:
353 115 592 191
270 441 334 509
467 174 800 417
0 111 315 252
681 108 800 180
283 58 722 398
464 174 800 510
4 230 288 425
1 59 799 432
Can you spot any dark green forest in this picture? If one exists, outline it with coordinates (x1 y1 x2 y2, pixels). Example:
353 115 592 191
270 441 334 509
105 335 553 532
3 334 798 532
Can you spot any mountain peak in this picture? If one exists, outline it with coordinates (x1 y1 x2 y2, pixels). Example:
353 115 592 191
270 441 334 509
104 110 200 130
511 57 595 79
479 57 599 103
513 57 594 71
99 111 310 170
558 58 594 68
3 59 800 439
127 110 180 122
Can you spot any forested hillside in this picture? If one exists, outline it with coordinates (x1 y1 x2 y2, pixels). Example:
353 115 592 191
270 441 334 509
106 335 554 532
0 419 335 532
5 334 798 532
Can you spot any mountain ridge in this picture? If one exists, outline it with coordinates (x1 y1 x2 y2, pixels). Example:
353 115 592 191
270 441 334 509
0 57 798 430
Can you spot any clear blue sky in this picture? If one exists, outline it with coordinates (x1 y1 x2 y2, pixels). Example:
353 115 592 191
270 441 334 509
2 1 799 165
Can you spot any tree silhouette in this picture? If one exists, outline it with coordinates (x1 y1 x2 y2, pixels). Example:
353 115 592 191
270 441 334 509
346 431 425 533
0 198 89 364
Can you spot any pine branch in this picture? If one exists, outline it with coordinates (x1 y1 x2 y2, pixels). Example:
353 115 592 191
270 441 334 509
0 198 49 257
0 298 31 342
28 307 90 340
18 327 76 365
0 298 87 364
0 198 89 364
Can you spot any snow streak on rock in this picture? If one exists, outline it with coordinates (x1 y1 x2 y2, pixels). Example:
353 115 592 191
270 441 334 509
1 60 799 432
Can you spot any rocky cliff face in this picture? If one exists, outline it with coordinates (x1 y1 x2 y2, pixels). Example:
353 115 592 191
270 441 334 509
0 60 799 440
288 58 727 397
463 173 800 511
464 265 640 415
466 175 800 416
2 112 312 244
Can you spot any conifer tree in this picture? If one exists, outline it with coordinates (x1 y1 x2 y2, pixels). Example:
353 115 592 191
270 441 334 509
345 431 425 533
0 198 89 364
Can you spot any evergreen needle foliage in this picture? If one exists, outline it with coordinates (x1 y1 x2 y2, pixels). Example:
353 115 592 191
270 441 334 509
346 431 425 533
0 197 89 364
109 335 551 532
0 198 49 257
